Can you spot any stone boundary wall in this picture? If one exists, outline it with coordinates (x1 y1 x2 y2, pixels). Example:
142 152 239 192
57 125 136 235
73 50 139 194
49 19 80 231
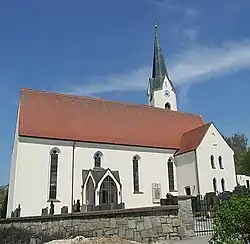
0 204 194 244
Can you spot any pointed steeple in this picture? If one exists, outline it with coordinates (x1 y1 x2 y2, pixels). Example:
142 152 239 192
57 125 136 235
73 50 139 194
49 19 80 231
151 22 175 92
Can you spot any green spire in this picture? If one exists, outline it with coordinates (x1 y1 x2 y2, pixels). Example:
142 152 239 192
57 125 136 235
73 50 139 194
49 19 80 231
151 22 175 92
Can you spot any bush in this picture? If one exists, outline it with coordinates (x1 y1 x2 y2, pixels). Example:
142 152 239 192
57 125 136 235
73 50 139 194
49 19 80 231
210 194 250 244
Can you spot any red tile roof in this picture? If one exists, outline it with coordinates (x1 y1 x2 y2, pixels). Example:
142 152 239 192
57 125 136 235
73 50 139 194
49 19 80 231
175 123 211 155
18 89 206 150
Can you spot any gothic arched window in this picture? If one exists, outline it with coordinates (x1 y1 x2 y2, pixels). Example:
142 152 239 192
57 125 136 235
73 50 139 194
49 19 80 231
49 148 60 200
219 156 223 169
133 155 140 193
221 178 225 192
213 178 217 193
210 155 215 169
168 158 174 192
94 151 103 168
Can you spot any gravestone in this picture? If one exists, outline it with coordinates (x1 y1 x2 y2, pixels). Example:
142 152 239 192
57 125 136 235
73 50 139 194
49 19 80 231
61 206 68 214
41 207 48 216
76 200 81 212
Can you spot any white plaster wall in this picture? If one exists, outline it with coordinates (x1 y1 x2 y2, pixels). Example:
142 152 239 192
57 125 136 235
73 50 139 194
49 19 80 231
7 105 20 218
10 137 73 217
196 124 237 195
150 77 178 111
73 142 177 208
9 137 178 217
175 151 199 196
237 174 250 188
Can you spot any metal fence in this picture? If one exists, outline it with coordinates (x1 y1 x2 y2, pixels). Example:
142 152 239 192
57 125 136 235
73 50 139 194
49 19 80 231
192 195 216 236
191 192 231 236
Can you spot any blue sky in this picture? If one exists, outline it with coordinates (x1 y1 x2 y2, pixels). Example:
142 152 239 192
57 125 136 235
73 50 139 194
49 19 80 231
0 0 250 184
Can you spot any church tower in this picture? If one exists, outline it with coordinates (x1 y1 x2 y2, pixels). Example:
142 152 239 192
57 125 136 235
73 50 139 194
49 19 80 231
147 23 178 111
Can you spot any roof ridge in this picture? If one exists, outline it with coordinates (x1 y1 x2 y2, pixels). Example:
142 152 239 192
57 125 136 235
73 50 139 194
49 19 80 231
21 88 202 118
182 122 211 136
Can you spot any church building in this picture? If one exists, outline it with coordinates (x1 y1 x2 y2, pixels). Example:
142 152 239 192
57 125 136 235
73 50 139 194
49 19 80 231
7 24 237 217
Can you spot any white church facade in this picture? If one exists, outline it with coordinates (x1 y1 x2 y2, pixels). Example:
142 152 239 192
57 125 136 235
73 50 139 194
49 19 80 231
7 24 237 218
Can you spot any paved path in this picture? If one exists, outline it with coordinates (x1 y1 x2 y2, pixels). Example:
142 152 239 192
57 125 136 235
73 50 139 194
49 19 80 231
169 237 210 244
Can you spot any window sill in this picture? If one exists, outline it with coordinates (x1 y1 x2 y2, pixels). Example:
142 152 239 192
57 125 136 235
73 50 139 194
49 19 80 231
169 190 178 192
47 199 60 203
133 191 144 194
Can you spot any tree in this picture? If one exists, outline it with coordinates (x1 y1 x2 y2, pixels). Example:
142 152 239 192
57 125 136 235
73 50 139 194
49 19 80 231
242 148 250 175
211 193 250 244
224 133 249 174
0 185 8 218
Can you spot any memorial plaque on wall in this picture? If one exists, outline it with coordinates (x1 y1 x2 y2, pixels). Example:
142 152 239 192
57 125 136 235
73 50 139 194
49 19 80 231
152 183 161 203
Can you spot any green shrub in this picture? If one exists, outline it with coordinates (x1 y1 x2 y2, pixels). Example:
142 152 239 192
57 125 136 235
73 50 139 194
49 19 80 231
210 194 250 244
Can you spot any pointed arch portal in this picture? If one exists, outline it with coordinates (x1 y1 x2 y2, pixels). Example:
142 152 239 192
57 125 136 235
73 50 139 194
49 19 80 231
99 176 118 205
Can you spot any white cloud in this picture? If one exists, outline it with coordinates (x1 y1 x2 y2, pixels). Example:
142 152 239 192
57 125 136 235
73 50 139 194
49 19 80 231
183 27 199 42
185 7 199 19
65 40 250 97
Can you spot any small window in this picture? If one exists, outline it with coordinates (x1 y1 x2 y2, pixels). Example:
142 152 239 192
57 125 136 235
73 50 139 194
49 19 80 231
210 155 215 169
213 178 217 193
221 178 225 192
165 102 171 110
246 180 250 189
218 156 223 169
185 186 191 196
94 151 103 168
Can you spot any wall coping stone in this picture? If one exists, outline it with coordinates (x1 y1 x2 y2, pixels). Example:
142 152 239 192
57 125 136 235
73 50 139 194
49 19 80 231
0 205 179 223
176 195 193 200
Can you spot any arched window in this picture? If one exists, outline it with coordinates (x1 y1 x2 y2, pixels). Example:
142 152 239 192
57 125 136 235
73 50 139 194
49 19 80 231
185 186 191 196
94 151 103 168
213 178 217 193
132 155 140 193
49 148 60 200
168 158 175 192
221 178 225 192
165 102 171 110
219 156 223 169
210 155 215 169
99 176 118 205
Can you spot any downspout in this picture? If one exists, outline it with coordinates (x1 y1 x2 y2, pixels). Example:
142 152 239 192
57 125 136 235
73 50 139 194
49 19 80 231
194 150 201 195
71 141 76 213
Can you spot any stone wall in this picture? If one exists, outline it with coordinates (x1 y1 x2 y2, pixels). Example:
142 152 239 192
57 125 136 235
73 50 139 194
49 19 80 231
0 203 194 244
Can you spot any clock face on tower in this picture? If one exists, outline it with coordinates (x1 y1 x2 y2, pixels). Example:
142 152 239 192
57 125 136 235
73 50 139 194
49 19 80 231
164 90 170 97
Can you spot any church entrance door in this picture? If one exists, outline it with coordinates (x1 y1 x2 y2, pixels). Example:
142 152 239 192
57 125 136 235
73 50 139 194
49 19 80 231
99 176 118 205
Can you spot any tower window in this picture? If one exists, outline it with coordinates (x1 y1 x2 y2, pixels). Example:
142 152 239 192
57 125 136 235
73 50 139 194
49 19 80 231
210 155 215 169
165 102 171 110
